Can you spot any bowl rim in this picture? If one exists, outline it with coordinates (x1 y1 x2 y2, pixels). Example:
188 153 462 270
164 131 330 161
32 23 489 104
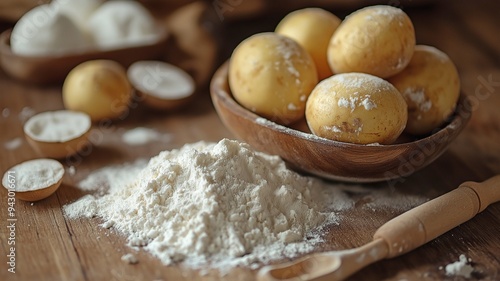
23 110 92 143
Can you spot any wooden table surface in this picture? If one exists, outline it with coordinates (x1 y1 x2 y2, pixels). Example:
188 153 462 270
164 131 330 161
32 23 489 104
1 1 500 281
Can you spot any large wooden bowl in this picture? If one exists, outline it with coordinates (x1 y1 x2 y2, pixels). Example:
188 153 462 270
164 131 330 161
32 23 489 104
0 28 169 84
210 62 472 183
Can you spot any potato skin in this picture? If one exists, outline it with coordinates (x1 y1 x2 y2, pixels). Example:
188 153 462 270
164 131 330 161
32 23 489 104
229 32 318 125
305 73 408 144
388 45 460 135
275 8 341 80
63 60 132 122
327 5 415 78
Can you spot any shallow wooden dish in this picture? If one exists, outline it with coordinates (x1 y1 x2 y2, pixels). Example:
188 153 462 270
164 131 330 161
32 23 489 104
0 28 169 84
15 178 63 202
210 62 472 183
23 110 92 159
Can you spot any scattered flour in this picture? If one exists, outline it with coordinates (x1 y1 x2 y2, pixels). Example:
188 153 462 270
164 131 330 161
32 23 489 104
77 159 147 194
121 253 138 264
362 190 427 212
4 137 22 150
18 106 35 122
337 94 377 112
444 254 474 278
64 194 98 218
275 37 301 79
121 127 172 146
360 96 377 110
67 166 77 176
403 88 432 118
331 125 342 133
287 103 298 111
338 96 355 110
64 139 350 272
2 108 10 118
331 73 393 91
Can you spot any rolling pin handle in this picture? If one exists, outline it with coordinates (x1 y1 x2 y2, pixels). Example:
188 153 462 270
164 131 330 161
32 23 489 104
460 175 500 213
373 175 500 258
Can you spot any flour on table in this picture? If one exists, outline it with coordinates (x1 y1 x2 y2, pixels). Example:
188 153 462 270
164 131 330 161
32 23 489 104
64 195 98 218
67 166 77 176
121 127 172 146
121 253 138 264
362 189 427 212
4 137 22 150
64 139 350 272
77 159 147 194
2 108 10 118
336 184 428 213
18 106 35 122
443 254 474 278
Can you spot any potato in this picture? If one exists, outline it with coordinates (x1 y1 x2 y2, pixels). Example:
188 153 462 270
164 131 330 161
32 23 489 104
305 73 407 144
63 60 132 122
229 32 318 125
275 8 341 80
388 45 460 135
327 5 415 78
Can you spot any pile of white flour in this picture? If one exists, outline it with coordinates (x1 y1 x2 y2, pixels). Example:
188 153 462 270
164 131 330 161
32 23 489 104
64 139 351 271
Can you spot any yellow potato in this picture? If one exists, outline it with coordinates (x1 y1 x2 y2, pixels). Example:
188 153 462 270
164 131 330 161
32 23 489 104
276 8 341 80
327 5 415 78
388 45 460 135
306 73 407 144
63 60 132 122
229 32 318 125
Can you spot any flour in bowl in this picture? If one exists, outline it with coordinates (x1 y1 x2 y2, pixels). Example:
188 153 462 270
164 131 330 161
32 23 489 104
64 139 352 271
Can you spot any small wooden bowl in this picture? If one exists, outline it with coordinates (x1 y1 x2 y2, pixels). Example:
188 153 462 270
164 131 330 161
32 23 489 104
2 159 65 202
15 178 63 202
24 111 92 159
0 28 169 84
210 62 472 182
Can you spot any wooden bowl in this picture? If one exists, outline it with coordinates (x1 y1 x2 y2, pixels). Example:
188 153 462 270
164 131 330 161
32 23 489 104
14 178 63 202
210 62 472 183
0 28 169 84
2 159 65 202
23 110 92 159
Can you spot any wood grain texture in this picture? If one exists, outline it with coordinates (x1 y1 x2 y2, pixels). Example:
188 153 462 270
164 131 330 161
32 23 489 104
1 1 500 281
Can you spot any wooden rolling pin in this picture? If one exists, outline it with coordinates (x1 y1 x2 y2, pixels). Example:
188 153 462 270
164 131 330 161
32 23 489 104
257 175 500 281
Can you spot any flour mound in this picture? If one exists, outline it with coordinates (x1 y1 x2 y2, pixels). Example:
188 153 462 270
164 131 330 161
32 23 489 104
65 139 340 270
